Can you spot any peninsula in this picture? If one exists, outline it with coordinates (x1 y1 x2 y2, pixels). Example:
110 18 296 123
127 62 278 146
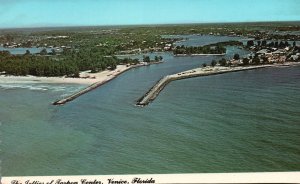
136 62 300 106
137 41 300 106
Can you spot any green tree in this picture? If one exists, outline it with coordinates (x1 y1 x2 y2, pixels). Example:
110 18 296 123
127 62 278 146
40 48 48 55
219 58 227 66
279 41 285 48
242 58 249 65
247 40 254 47
51 49 56 55
233 53 240 60
109 61 117 70
143 55 150 63
0 50 11 58
252 57 260 65
24 50 31 56
262 57 268 64
284 41 289 47
211 60 217 67
257 40 261 46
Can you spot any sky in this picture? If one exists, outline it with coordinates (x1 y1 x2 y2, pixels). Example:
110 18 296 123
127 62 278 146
0 0 300 28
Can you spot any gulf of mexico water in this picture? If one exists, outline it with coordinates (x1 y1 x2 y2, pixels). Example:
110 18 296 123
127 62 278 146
1 42 300 176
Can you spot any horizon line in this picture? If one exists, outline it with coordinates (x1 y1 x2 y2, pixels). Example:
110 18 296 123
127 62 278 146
1 20 300 30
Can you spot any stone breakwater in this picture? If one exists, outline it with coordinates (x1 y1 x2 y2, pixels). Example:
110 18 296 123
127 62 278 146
53 61 163 105
136 65 275 106
53 78 113 105
53 65 137 105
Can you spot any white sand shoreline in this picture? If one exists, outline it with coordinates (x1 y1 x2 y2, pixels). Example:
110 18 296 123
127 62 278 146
1 62 299 86
0 64 133 85
1 61 299 86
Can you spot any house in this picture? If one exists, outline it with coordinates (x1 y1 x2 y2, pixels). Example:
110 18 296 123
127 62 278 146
230 59 242 66
278 56 286 63
247 53 256 59
271 48 277 51
164 46 171 51
164 43 172 51
290 55 299 61
272 49 285 55
257 49 269 55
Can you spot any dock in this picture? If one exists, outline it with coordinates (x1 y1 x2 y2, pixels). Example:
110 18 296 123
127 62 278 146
136 65 271 106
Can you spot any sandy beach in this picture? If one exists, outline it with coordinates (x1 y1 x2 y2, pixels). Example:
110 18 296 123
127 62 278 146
0 65 132 85
2 61 297 85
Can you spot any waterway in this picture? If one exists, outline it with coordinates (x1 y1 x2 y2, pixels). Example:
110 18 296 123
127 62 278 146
0 46 58 55
1 35 299 176
162 34 248 46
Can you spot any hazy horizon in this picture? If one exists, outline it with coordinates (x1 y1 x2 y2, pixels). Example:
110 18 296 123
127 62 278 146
1 0 300 29
1 20 300 30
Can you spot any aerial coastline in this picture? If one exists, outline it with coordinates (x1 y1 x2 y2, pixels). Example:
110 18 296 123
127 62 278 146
1 22 300 105
137 61 300 106
136 36 300 106
0 63 161 85
2 0 300 177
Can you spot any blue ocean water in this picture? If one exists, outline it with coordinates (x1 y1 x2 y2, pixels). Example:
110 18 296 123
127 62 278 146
1 37 300 176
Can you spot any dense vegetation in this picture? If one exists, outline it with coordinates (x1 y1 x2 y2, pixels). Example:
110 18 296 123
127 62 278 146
2 22 299 54
173 45 226 55
173 41 242 55
246 40 292 48
0 49 139 76
0 22 299 77
203 45 300 68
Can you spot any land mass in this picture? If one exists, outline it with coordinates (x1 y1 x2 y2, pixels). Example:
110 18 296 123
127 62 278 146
0 63 163 85
1 22 300 105
137 62 300 106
